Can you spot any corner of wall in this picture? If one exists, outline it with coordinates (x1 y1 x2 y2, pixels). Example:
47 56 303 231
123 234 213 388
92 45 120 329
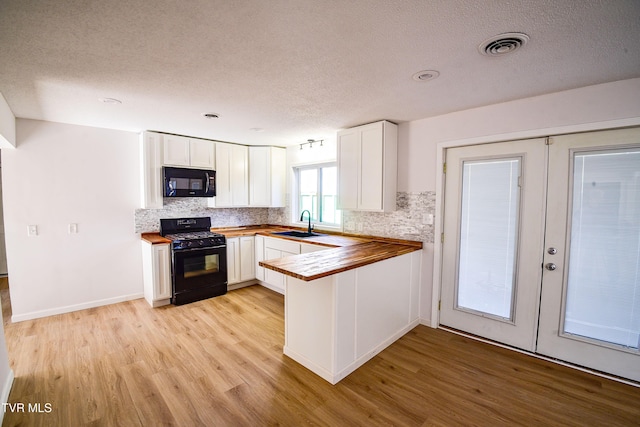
0 93 16 149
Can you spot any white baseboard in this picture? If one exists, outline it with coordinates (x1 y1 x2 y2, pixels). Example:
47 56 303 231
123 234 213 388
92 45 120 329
0 369 15 425
419 318 432 328
283 346 336 384
286 319 420 385
11 293 144 323
334 319 421 384
256 281 284 295
227 280 258 291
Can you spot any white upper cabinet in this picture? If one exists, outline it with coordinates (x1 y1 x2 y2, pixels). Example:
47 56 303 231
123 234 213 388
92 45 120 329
337 120 397 212
249 146 286 207
163 134 215 169
140 131 163 209
213 142 248 207
189 138 215 168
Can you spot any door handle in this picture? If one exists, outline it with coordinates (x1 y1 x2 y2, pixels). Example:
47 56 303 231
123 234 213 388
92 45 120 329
545 263 557 271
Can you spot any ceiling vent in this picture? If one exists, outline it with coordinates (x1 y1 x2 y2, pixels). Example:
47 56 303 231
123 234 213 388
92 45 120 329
479 32 529 56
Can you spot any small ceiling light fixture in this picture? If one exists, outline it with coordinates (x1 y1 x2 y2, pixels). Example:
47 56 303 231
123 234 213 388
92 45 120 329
300 138 324 150
99 97 122 104
250 127 264 132
479 32 529 56
202 113 219 119
412 70 440 82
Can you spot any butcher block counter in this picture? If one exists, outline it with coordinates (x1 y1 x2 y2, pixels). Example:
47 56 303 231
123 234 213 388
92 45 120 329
261 241 419 281
210 225 422 281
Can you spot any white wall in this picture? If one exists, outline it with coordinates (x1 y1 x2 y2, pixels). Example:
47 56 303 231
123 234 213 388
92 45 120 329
398 78 640 323
0 93 16 148
2 119 143 321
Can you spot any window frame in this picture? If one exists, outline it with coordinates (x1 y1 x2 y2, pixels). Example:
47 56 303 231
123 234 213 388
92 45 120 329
292 162 341 230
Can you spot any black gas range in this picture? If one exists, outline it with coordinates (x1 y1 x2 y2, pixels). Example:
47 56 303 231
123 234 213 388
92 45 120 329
160 217 227 305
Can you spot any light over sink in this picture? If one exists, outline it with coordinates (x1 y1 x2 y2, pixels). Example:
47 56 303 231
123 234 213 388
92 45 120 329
272 230 326 238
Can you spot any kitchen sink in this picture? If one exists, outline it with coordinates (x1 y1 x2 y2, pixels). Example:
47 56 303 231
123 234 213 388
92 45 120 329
272 230 326 238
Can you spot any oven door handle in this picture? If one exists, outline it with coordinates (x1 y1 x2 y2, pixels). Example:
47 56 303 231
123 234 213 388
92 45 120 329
175 245 227 253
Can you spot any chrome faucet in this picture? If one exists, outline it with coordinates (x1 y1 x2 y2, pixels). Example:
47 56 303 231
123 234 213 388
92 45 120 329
300 210 312 234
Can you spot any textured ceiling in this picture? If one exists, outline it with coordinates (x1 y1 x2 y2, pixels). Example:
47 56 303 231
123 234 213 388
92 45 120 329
1 0 639 146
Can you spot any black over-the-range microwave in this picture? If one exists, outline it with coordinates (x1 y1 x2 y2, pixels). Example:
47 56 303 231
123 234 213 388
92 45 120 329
163 167 216 198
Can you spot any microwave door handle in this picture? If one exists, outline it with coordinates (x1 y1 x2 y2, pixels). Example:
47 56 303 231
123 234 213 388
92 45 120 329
205 172 210 194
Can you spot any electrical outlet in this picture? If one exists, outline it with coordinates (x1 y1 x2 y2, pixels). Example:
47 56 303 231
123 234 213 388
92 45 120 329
346 222 354 230
423 213 434 225
357 223 364 232
27 225 38 237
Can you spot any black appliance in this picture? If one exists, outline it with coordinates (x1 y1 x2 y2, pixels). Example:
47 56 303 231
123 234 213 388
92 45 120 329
163 167 216 197
160 217 227 305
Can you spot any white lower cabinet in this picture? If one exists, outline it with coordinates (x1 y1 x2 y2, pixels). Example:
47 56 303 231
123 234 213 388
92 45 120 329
255 235 265 281
261 237 301 294
141 242 172 307
227 236 255 285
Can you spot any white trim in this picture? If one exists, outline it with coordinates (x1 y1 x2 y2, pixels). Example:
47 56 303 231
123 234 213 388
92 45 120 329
0 369 14 425
257 281 284 295
285 319 420 385
431 118 640 330
10 293 144 323
227 280 258 292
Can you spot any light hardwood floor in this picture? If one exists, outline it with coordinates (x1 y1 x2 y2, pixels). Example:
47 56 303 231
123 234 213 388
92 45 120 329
1 283 639 426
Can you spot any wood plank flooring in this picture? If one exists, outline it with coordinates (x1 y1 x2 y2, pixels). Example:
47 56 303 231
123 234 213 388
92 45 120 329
1 283 639 426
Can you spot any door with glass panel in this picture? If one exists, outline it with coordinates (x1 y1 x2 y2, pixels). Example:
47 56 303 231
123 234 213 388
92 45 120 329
440 138 547 351
537 128 640 382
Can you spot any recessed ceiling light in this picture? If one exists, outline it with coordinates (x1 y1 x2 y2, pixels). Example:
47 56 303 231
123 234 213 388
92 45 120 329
250 127 264 132
202 113 219 119
99 97 121 104
479 32 529 56
412 70 440 82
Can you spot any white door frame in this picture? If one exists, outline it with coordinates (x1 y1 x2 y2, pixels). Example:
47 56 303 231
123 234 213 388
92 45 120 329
430 117 640 329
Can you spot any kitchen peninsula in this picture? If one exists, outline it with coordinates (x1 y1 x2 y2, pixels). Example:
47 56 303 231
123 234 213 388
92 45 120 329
142 225 422 384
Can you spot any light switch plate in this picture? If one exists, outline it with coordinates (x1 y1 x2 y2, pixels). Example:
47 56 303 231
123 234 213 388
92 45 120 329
69 223 78 234
27 225 38 237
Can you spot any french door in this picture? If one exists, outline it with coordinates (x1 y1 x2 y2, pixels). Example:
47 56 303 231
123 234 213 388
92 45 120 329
440 127 640 382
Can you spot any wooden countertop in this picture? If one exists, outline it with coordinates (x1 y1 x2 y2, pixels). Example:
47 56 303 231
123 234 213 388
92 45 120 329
259 241 420 281
141 224 422 281
141 233 171 244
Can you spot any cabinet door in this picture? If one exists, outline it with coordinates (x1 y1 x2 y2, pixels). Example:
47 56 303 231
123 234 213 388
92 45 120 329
255 235 265 281
249 146 271 206
264 247 284 289
140 132 163 209
163 134 191 166
154 244 172 300
359 123 384 210
226 237 240 284
231 145 249 206
190 139 215 169
239 236 255 281
215 143 232 207
337 129 359 210
270 147 286 207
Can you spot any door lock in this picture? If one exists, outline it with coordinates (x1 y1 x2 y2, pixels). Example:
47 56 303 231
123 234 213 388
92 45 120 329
545 263 557 271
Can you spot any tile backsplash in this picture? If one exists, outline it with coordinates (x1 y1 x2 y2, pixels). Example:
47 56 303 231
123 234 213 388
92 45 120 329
134 198 270 233
342 192 436 243
135 191 436 244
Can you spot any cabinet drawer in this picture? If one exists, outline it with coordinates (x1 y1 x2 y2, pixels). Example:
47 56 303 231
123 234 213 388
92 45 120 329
264 237 300 254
